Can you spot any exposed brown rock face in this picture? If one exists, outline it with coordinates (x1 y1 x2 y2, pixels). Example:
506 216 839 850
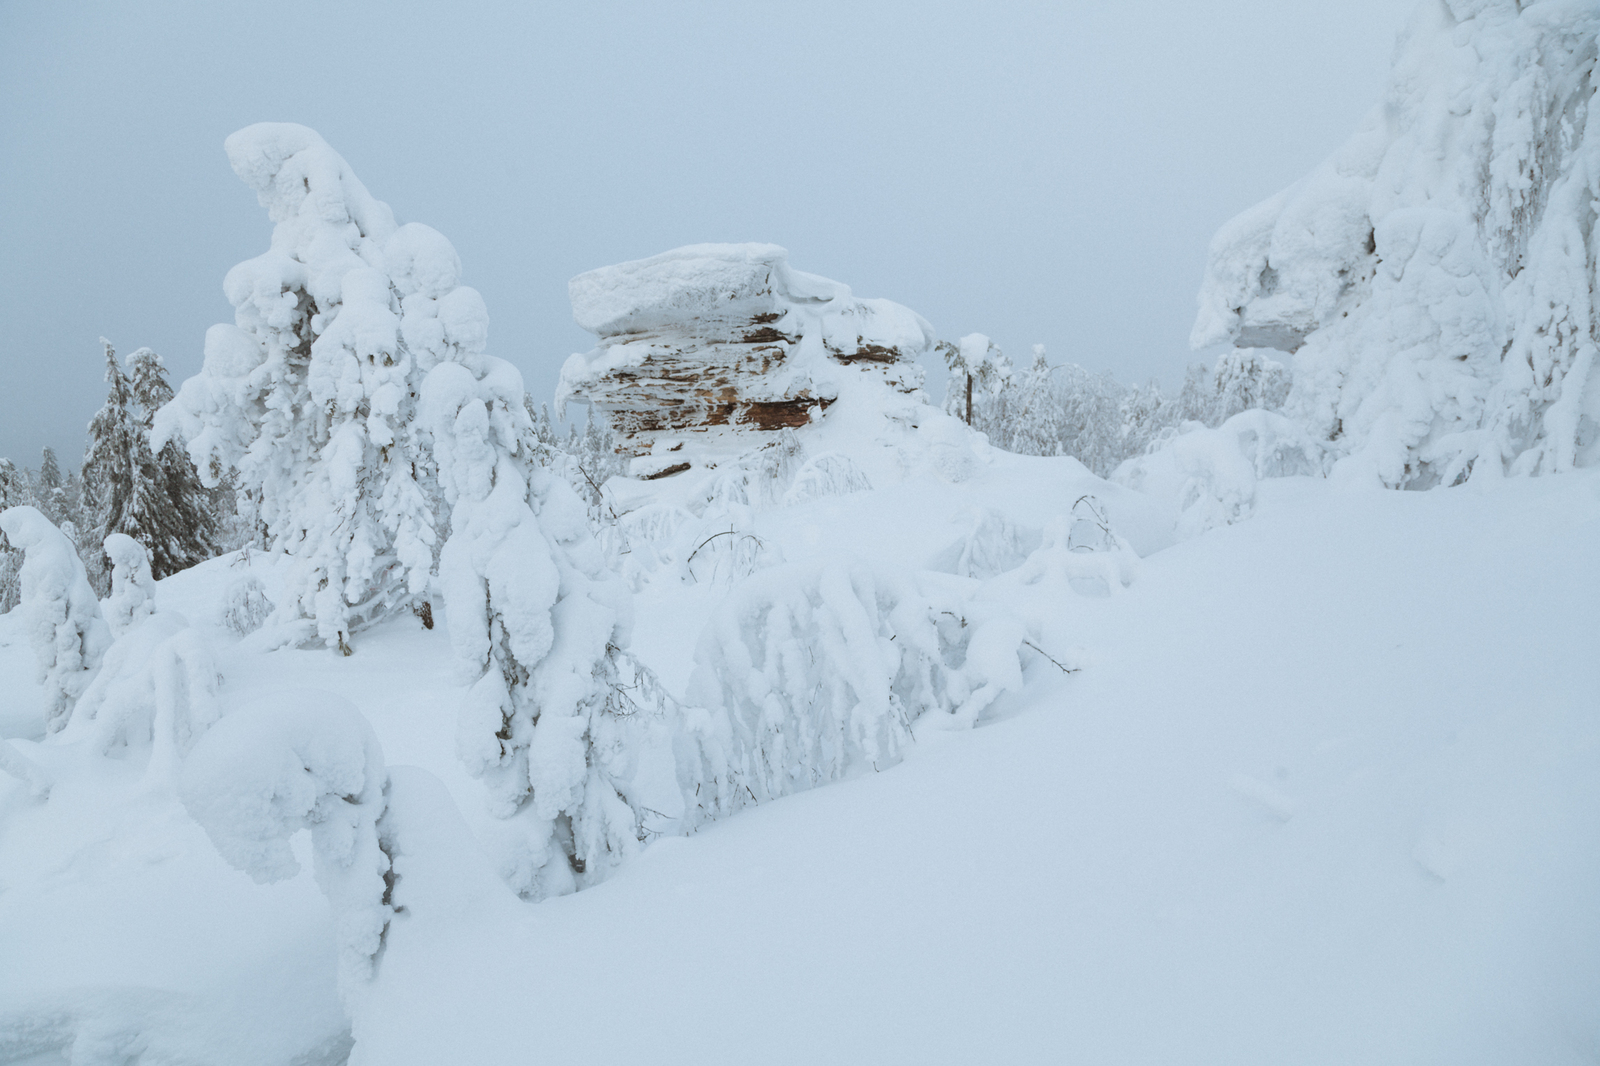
558 244 933 456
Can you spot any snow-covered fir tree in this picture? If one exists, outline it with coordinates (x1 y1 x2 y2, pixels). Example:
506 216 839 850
156 123 445 652
126 347 220 577
0 505 112 732
421 291 666 899
81 341 139 556
1007 345 1062 457
34 447 66 525
0 458 28 612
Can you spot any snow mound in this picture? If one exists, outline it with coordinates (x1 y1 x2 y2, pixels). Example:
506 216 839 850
1194 2 1600 485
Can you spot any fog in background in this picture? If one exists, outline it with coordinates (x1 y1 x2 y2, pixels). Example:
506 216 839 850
0 0 1411 464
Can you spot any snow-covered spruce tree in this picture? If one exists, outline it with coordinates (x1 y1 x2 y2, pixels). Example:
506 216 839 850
419 269 668 898
1118 380 1171 460
124 347 219 577
1194 2 1600 484
34 447 65 525
0 505 112 732
81 341 139 554
1007 345 1063 456
1208 348 1291 425
1051 363 1127 476
155 124 443 652
0 458 28 613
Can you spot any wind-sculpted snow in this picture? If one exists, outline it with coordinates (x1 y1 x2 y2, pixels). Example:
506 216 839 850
1194 1 1600 485
180 692 392 990
0 506 111 732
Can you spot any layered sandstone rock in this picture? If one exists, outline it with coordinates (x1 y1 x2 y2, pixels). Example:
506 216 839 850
557 244 934 456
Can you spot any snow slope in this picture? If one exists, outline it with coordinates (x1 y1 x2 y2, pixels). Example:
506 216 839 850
3 460 1596 1064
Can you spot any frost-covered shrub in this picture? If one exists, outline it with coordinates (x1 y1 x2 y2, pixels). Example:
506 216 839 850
156 124 459 652
222 574 273 637
64 612 221 784
1193 3 1600 483
677 563 1031 829
101 533 156 638
0 506 111 731
929 509 1035 580
782 452 873 506
180 693 392 989
1113 411 1322 539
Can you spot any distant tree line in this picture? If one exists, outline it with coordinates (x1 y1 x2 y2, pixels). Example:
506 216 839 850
939 337 1291 476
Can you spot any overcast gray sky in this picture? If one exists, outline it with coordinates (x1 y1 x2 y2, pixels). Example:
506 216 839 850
0 0 1412 465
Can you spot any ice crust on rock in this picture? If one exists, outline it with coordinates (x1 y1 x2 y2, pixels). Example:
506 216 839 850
558 244 935 455
1193 1 1600 485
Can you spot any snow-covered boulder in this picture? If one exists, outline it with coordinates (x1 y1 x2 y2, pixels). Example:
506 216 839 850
1193 1 1600 485
558 244 936 457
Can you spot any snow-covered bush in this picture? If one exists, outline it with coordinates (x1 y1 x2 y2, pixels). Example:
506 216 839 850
64 612 221 784
1113 411 1323 539
677 563 1032 829
222 574 274 636
1193 2 1600 484
0 506 111 731
929 508 1035 580
101 533 156 638
781 451 873 506
180 692 392 989
156 124 452 651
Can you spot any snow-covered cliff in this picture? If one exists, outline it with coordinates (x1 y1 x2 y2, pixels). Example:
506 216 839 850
557 244 934 456
1193 0 1600 486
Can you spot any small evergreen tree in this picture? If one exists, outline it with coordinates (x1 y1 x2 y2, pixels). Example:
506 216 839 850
0 458 28 612
82 340 139 552
1008 345 1062 457
35 447 65 525
126 347 219 577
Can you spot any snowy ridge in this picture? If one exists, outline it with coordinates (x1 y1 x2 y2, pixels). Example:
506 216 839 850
1194 0 1600 485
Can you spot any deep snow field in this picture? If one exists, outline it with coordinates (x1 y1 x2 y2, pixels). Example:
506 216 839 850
2 435 1596 1066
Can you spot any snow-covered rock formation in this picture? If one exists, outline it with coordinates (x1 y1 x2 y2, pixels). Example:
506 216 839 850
557 244 936 463
1193 1 1600 486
